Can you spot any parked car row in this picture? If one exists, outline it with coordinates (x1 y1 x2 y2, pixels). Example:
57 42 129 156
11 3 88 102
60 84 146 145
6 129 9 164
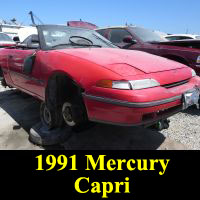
0 24 200 132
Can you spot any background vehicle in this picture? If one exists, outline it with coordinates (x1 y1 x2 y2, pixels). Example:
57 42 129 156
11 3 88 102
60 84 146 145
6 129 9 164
96 26 200 76
165 34 200 41
0 25 200 131
0 32 15 47
67 20 98 30
12 26 37 43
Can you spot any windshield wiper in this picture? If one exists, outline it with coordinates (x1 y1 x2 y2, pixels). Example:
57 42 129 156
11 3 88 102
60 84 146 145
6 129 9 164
74 44 102 48
51 43 73 49
69 36 102 48
51 43 102 49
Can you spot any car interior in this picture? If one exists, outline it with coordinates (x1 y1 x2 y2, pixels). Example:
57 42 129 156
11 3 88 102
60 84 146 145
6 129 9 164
19 34 40 49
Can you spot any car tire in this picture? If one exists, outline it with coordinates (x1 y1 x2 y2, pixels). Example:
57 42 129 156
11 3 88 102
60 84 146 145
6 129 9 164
0 69 6 87
40 102 64 130
40 95 88 130
61 95 88 129
62 102 77 127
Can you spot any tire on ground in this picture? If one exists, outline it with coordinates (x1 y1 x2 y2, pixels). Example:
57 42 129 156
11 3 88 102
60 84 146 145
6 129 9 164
41 74 88 130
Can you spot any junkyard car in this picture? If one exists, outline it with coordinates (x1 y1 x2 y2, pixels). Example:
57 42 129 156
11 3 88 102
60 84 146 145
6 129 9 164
0 25 200 130
0 32 15 47
96 26 200 76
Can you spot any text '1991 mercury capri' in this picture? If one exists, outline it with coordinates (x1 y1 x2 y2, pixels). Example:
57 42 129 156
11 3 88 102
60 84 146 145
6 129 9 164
0 25 200 130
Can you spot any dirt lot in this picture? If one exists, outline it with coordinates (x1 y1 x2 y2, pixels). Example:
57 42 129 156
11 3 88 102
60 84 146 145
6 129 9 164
0 85 192 150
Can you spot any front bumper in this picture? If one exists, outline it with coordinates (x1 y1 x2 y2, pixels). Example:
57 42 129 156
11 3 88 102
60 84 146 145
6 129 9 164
83 76 200 126
83 93 182 108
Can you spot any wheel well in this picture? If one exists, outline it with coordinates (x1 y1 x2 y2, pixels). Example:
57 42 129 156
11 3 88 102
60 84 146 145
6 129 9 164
45 73 84 110
162 55 189 66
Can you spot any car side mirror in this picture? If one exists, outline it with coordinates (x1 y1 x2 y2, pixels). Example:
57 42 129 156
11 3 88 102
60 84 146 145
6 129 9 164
23 54 36 74
123 36 137 44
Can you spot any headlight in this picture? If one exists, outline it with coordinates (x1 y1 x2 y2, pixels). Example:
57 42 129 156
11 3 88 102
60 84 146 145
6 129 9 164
129 79 160 90
96 80 131 90
196 56 200 64
96 79 160 90
191 69 196 77
112 81 131 89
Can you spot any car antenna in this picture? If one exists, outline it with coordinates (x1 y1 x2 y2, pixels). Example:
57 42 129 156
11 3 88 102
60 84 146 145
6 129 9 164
29 11 44 26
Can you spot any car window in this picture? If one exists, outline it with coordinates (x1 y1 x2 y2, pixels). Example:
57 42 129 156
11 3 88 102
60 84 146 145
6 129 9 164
96 29 107 37
166 36 177 41
0 33 13 42
22 34 39 49
178 36 193 40
108 29 132 44
130 27 167 42
39 25 117 49
22 35 33 44
196 36 200 39
166 36 193 40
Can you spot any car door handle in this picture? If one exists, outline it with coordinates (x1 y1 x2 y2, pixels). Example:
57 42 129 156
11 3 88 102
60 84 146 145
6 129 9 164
8 55 13 59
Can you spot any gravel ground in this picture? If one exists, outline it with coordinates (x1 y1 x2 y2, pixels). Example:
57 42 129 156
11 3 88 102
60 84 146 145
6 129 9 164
161 107 200 150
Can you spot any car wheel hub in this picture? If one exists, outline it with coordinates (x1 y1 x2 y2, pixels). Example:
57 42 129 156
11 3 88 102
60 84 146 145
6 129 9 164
62 102 76 127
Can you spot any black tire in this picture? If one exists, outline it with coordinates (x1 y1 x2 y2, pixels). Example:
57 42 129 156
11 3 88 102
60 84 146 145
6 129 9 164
40 93 88 130
0 68 5 86
40 102 64 130
44 75 89 130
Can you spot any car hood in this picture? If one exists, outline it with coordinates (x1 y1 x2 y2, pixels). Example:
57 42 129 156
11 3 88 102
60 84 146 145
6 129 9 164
56 48 187 74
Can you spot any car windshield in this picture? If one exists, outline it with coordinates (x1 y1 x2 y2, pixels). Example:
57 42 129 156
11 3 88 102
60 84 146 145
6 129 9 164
196 36 200 40
130 27 168 42
0 33 13 42
40 25 117 49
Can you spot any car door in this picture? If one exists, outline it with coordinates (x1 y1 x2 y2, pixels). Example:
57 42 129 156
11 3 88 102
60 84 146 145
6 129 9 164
8 49 35 87
8 35 43 97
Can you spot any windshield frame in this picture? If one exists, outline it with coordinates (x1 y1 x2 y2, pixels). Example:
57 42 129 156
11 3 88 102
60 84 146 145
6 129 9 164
37 25 117 50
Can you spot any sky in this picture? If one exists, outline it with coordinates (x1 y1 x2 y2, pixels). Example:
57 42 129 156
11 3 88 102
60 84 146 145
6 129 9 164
0 0 200 34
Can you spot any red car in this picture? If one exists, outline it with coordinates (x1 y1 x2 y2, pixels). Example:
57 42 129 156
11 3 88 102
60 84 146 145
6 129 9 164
0 25 200 130
0 32 15 48
96 26 200 76
67 21 98 30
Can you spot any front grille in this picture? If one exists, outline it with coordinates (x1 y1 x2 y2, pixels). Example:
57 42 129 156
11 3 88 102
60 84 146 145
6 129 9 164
162 79 189 89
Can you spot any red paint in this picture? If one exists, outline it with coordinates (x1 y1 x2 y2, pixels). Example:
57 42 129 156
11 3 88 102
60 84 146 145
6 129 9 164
67 21 98 30
0 46 200 126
